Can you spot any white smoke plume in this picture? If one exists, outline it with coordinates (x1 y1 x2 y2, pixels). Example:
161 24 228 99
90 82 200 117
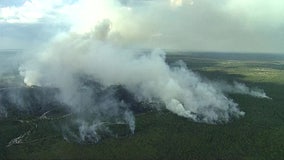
18 27 248 131
1 0 271 142
217 81 271 99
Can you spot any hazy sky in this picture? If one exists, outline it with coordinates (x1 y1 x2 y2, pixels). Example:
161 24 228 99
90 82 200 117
0 0 284 53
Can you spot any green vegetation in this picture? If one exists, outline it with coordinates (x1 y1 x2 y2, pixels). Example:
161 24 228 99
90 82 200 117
1 53 284 159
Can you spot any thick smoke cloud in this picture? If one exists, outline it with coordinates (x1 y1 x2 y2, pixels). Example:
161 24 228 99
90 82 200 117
18 24 268 141
1 0 272 142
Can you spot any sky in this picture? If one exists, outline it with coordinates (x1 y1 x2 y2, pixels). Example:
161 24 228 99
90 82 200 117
0 0 284 53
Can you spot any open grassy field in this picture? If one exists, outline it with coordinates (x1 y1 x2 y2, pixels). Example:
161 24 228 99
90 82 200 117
1 52 284 160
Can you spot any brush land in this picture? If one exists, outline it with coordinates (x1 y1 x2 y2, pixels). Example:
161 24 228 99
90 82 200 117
1 52 284 160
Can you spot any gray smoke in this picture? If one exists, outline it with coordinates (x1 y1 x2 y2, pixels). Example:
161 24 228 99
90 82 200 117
0 105 7 118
